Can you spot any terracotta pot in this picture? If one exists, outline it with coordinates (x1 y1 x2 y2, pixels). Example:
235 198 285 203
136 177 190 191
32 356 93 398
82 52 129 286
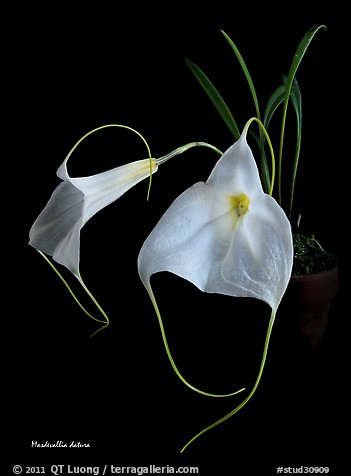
283 266 338 349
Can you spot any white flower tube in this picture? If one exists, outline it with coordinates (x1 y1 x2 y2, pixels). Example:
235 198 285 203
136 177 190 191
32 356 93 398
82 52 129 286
29 156 157 277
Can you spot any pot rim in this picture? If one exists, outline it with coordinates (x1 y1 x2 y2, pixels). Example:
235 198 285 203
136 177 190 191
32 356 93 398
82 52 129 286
291 265 338 283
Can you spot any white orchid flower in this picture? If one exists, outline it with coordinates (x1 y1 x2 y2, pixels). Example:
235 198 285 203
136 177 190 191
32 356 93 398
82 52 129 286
29 153 157 278
138 126 292 311
29 124 159 332
138 118 293 451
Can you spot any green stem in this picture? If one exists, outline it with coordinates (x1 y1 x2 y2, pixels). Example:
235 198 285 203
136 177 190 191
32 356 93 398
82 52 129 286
157 141 223 165
180 309 276 452
243 118 275 196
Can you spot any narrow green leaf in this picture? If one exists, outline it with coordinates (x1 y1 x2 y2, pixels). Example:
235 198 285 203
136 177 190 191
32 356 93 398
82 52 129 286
287 25 326 86
278 24 326 204
185 57 240 140
263 78 303 204
264 84 286 128
220 30 267 189
288 78 303 217
264 78 302 131
289 77 302 133
221 30 261 121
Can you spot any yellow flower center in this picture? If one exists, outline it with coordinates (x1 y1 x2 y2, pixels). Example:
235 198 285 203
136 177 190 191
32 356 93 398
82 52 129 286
227 192 250 227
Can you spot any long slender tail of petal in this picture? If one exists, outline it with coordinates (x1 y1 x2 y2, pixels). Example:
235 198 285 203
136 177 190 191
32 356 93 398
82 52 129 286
37 250 109 336
180 309 276 452
145 281 246 398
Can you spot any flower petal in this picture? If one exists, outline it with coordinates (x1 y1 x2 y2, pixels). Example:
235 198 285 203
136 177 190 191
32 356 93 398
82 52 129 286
138 182 222 291
207 134 263 199
29 181 83 275
215 194 293 310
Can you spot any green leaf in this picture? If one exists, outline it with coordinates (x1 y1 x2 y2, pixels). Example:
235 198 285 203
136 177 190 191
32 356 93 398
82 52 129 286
221 30 267 189
289 77 302 133
261 84 286 193
263 78 303 206
286 25 326 89
264 78 302 132
277 24 326 204
185 57 240 140
221 30 261 121
288 77 303 217
264 84 286 128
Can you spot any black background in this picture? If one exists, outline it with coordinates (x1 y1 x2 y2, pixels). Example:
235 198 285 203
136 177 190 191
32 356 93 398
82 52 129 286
5 2 343 475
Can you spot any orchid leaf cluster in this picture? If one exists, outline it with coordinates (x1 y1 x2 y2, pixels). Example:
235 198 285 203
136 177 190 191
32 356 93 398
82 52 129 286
185 25 326 217
28 25 325 452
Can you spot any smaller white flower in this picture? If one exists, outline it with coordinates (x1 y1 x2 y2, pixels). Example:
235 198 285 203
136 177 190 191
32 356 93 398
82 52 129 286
29 156 157 278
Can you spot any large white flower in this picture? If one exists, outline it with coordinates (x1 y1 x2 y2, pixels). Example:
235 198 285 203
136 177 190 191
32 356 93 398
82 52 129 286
29 156 157 278
138 128 293 312
138 124 294 452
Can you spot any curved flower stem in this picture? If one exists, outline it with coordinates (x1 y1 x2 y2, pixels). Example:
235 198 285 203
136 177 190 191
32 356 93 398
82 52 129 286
243 118 275 196
157 141 223 165
147 284 245 399
37 251 109 336
180 309 276 453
